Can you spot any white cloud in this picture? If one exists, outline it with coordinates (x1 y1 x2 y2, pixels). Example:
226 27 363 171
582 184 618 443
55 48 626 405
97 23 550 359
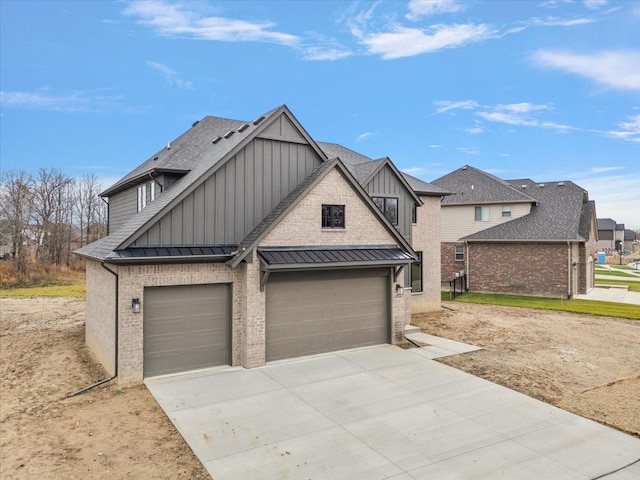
583 0 608 9
457 146 480 155
589 166 624 173
361 23 492 59
0 88 123 112
402 166 428 175
146 61 193 89
606 114 640 143
476 103 574 131
123 0 299 45
433 100 480 115
464 127 484 134
533 50 640 90
429 144 442 148
498 153 511 157
531 16 595 27
574 173 640 230
356 132 375 142
405 0 464 21
303 46 352 61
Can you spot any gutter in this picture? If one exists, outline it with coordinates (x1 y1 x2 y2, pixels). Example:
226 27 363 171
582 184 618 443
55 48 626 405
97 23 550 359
70 262 119 396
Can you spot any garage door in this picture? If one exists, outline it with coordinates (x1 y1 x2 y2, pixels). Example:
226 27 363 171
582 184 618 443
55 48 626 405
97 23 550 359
266 269 389 361
144 284 231 377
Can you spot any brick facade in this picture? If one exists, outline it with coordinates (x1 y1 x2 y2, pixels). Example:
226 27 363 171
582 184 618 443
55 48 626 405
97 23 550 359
85 260 117 375
410 196 441 313
468 242 571 298
441 242 467 286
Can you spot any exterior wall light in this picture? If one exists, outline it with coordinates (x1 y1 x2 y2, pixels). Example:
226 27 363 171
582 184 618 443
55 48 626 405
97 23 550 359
132 298 141 314
395 284 404 296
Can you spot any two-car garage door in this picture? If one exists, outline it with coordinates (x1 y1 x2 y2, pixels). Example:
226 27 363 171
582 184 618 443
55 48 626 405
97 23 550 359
266 268 390 361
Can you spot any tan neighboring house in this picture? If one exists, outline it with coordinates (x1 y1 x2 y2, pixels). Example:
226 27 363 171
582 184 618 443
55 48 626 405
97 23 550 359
75 105 445 384
432 165 598 299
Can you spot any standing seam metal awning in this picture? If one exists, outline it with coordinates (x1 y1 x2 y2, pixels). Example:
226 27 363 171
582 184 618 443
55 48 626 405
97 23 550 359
104 245 237 264
257 245 415 291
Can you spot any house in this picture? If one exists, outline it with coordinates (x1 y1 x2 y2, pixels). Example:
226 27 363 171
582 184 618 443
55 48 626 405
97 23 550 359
596 218 636 254
75 105 444 384
431 165 598 298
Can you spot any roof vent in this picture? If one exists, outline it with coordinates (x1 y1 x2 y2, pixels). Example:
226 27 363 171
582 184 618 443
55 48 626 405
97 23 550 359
521 185 527 189
461 166 467 170
212 136 222 144
223 130 235 139
558 182 565 186
192 120 200 127
238 123 250 132
252 115 266 125
539 183 545 188
166 141 171 150
153 156 159 161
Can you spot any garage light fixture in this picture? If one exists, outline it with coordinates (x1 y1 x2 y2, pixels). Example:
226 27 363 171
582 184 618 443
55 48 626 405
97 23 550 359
132 298 141 314
395 284 404 296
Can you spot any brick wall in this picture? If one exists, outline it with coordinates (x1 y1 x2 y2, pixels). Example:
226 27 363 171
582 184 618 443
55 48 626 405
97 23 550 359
85 260 117 375
441 242 466 286
411 196 441 313
468 242 570 298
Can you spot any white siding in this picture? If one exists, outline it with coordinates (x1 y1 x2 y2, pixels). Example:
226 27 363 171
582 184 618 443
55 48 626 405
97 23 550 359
440 203 531 242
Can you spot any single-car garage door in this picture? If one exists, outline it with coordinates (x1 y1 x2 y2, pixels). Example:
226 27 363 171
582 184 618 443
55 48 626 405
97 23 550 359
144 283 231 377
266 269 389 361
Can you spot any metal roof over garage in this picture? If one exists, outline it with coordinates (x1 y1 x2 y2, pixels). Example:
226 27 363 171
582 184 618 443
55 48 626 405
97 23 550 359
258 245 414 267
105 245 237 263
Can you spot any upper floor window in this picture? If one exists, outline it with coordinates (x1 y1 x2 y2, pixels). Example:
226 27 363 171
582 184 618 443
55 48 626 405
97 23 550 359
412 203 417 224
150 181 156 202
322 204 345 229
373 196 398 225
475 205 489 222
502 205 511 218
137 184 147 212
455 245 465 261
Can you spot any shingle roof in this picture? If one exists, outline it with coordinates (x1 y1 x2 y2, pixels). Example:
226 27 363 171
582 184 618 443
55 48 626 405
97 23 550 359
463 179 591 241
317 142 373 166
597 218 617 231
401 172 450 196
432 165 537 205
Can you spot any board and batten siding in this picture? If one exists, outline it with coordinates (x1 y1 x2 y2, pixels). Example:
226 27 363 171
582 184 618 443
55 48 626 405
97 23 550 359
440 203 532 242
108 187 138 233
133 138 323 246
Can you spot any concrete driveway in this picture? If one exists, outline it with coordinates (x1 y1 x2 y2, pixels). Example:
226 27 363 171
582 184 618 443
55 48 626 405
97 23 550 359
146 345 640 480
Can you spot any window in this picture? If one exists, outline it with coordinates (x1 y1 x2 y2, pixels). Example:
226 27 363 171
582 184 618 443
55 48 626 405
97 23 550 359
372 196 398 225
455 245 465 261
137 184 147 212
474 205 489 221
322 204 345 228
150 181 155 202
502 205 511 217
411 203 417 224
411 251 423 292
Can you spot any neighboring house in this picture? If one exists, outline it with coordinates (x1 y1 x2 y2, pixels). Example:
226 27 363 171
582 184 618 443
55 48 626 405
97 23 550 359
596 218 636 253
75 105 444 384
432 165 598 298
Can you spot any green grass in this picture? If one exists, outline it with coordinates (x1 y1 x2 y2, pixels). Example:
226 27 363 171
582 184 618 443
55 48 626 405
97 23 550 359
595 269 639 278
0 282 85 298
596 278 640 292
441 291 640 320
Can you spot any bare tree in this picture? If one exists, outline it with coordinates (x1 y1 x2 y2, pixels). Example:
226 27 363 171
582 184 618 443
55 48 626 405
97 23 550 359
0 171 33 273
75 174 106 246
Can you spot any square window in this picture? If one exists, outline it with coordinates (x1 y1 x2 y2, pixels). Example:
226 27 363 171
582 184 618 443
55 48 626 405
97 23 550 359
455 245 465 261
322 204 345 228
475 205 489 221
372 196 399 225
411 251 423 292
502 205 511 217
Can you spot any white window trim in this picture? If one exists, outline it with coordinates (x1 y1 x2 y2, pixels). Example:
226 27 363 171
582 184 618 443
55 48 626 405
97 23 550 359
137 184 147 212
455 245 465 261
150 181 155 202
475 205 489 222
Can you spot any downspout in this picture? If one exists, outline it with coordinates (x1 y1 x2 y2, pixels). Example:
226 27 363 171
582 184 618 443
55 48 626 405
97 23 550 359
70 262 119 396
464 240 469 291
567 241 571 299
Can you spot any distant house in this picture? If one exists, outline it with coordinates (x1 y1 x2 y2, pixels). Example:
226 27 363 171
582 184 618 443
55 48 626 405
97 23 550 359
431 165 598 298
596 218 636 253
75 105 444 384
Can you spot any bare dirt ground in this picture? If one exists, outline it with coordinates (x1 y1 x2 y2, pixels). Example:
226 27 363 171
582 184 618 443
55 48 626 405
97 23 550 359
0 298 210 480
413 302 640 437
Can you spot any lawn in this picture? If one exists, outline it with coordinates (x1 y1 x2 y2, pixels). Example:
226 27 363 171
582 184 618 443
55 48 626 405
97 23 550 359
441 291 640 320
595 268 640 278
595 278 640 293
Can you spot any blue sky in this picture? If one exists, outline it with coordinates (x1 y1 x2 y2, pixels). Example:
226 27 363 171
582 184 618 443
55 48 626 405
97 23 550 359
1 0 639 229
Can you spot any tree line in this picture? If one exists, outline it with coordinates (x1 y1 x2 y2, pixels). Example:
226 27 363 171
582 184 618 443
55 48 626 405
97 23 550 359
0 168 107 273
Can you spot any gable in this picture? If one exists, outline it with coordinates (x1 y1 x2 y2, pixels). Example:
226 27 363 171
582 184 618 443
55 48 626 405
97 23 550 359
131 136 323 247
257 113 308 144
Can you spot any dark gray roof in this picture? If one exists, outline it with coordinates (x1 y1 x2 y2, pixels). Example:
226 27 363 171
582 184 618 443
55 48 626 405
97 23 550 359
258 245 414 269
597 218 617 231
624 229 637 241
317 142 373 166
101 116 248 196
432 165 537 205
463 179 591 241
401 172 450 196
104 245 236 264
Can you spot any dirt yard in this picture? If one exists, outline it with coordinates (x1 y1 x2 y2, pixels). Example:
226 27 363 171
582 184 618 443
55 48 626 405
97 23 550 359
413 302 640 437
0 298 210 480
1 299 638 480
